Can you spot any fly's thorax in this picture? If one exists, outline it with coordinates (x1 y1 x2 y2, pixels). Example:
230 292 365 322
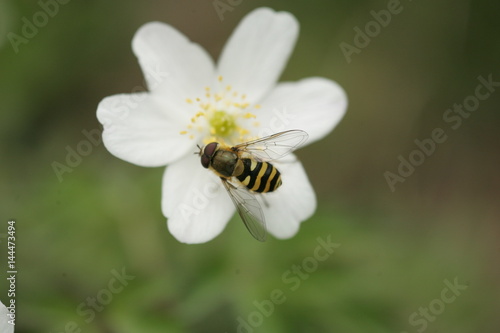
211 149 239 178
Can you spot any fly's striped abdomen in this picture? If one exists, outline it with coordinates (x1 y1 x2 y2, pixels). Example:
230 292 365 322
236 158 282 193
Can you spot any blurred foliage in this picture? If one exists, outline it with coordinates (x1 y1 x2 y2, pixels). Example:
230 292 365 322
1 0 500 332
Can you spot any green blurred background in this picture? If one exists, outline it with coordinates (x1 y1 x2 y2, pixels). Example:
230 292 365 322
1 0 499 332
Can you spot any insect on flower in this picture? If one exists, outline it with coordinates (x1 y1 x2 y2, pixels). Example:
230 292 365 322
198 129 308 241
97 7 348 243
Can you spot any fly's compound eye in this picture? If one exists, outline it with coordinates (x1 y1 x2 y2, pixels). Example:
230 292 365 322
203 142 218 157
200 142 218 169
201 154 210 168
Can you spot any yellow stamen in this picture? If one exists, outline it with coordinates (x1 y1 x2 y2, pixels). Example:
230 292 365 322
180 78 261 143
243 113 256 119
238 128 250 136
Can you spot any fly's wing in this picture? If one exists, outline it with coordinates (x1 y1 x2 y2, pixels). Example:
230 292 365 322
221 178 267 242
232 130 308 161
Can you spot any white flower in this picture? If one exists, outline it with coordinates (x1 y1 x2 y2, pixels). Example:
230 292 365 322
97 7 347 243
0 300 14 333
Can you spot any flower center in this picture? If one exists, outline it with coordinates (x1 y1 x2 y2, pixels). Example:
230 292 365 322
209 110 237 138
180 76 261 145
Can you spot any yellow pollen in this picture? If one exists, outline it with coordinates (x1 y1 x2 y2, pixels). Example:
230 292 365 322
238 128 250 136
181 78 260 142
209 110 237 137
203 135 220 145
243 113 256 119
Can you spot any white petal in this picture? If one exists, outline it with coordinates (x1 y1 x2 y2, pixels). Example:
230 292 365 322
261 157 316 239
162 155 235 244
217 7 299 103
132 21 215 113
97 93 198 167
254 77 348 145
0 301 14 333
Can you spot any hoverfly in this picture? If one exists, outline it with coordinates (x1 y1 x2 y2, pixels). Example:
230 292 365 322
198 130 309 241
